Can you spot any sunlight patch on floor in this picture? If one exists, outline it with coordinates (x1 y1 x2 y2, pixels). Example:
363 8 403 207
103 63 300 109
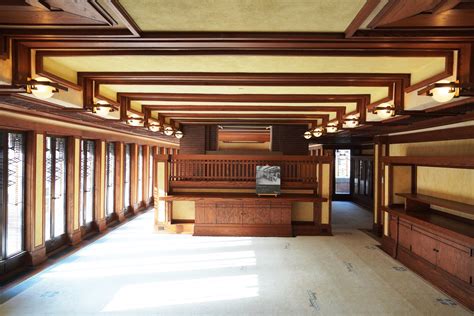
102 274 259 312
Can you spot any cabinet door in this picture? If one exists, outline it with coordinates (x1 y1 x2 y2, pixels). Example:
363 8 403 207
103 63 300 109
254 207 271 224
242 207 256 224
411 227 438 266
398 220 412 251
270 208 282 224
216 204 241 224
437 241 472 284
203 204 217 224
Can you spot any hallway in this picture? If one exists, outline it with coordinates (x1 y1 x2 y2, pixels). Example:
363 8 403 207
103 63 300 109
0 203 470 315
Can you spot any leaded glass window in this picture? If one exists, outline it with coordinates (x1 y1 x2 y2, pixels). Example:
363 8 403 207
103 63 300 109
105 143 115 216
79 140 95 226
0 132 25 258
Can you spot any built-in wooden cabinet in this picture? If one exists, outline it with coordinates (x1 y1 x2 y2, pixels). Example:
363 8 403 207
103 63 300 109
383 194 473 310
381 156 474 311
194 200 292 236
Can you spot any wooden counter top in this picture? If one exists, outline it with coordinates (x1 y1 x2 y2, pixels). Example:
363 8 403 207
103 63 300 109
384 206 474 245
159 193 327 202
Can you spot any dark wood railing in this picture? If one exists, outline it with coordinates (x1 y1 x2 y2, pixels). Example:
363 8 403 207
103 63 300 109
166 154 332 190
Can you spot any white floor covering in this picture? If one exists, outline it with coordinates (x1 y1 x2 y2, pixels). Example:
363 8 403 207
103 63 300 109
0 202 471 315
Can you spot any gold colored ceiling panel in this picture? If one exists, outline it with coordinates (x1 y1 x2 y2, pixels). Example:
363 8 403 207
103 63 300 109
118 0 366 32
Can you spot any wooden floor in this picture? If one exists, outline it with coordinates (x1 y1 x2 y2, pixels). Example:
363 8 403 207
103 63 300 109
0 202 470 315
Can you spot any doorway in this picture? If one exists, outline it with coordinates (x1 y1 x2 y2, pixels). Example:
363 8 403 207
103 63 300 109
334 149 351 198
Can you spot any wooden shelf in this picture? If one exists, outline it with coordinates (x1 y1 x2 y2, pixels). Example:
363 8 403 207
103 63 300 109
396 193 474 220
160 193 327 202
381 156 474 169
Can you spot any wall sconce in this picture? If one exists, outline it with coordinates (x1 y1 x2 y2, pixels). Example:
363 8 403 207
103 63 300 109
26 77 67 100
304 130 312 139
93 100 115 117
344 117 359 128
312 128 324 137
175 130 184 139
373 103 395 119
325 124 338 133
126 116 144 126
164 126 174 136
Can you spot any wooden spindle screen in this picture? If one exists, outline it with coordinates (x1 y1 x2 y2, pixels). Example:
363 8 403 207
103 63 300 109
168 154 329 189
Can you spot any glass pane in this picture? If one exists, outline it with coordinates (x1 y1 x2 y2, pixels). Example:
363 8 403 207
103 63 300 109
45 137 52 241
137 146 143 202
54 138 66 237
106 143 115 216
80 140 95 226
85 141 95 224
124 144 130 208
79 140 85 226
335 149 351 195
6 133 25 256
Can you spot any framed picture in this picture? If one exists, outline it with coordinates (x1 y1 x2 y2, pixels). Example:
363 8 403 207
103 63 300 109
256 165 281 195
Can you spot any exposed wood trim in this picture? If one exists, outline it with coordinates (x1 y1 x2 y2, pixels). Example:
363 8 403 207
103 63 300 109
108 0 141 37
386 125 474 144
345 0 381 38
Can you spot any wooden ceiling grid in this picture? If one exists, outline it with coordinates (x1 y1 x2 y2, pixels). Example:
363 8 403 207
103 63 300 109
0 0 473 143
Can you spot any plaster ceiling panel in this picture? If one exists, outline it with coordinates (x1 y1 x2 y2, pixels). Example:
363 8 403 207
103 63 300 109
118 0 366 32
134 101 359 113
43 55 446 86
101 84 388 102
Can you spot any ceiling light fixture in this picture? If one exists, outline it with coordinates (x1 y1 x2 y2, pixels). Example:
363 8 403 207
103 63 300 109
148 124 161 132
126 116 144 126
373 103 395 120
418 80 474 103
93 100 115 117
325 124 338 133
344 117 359 128
27 77 67 100
428 80 457 103
164 126 174 136
175 130 184 139
312 128 324 138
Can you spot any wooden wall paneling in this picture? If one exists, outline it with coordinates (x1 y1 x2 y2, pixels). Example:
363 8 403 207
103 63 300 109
25 132 47 266
66 136 81 245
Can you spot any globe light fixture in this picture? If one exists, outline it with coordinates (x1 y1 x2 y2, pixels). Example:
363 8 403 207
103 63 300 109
175 130 184 139
303 131 312 139
29 77 57 100
326 124 338 133
373 103 394 119
431 80 456 103
164 126 174 136
344 118 359 128
127 116 143 126
93 100 114 117
148 124 161 132
312 128 323 137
